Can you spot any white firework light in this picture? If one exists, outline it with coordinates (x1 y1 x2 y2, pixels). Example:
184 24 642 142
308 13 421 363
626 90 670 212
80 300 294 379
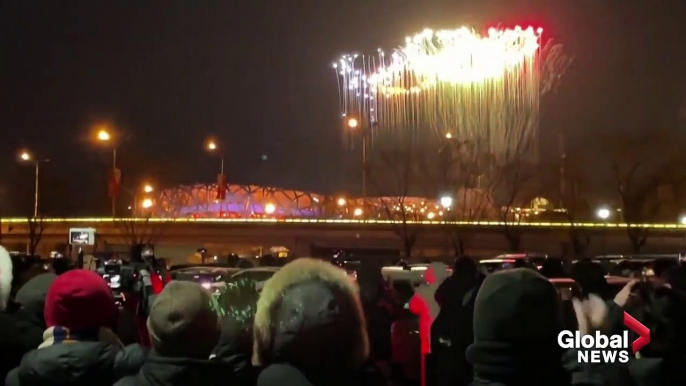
335 26 568 164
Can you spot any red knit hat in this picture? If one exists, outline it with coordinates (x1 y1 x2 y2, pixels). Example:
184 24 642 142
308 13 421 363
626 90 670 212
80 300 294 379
44 270 117 330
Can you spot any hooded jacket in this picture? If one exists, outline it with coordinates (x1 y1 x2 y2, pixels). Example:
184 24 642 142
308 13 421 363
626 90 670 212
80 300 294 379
5 270 147 386
0 273 57 380
0 246 13 311
466 269 589 386
253 258 377 386
409 262 449 354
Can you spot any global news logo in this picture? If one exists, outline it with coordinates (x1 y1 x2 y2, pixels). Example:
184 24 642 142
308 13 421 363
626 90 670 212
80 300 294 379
557 312 650 363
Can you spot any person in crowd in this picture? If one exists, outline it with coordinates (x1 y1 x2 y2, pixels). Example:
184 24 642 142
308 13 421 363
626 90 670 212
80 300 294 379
539 258 568 279
0 246 13 312
253 258 384 386
409 262 448 386
432 256 484 386
466 268 595 386
115 281 243 386
14 273 58 348
571 258 611 300
5 269 147 386
211 276 261 382
0 246 21 381
356 260 396 365
578 275 686 386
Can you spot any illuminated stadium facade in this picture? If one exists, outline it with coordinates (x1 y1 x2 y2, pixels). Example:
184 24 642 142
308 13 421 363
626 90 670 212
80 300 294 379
153 183 445 219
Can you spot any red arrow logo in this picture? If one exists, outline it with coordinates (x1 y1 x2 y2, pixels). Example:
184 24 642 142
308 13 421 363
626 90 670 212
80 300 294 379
624 312 650 353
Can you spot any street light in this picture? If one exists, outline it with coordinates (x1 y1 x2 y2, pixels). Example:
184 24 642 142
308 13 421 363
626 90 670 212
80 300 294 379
347 118 366 206
353 208 363 217
97 129 111 141
680 216 686 225
337 197 346 207
596 208 611 220
427 212 435 219
18 150 42 217
265 203 276 214
445 133 452 139
440 196 453 208
143 184 154 193
205 138 224 174
96 126 118 217
141 198 153 209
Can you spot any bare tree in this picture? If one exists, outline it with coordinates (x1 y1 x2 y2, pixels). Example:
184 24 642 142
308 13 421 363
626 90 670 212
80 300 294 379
486 159 537 252
606 136 675 252
553 157 592 256
435 141 490 256
116 215 168 247
367 145 430 258
27 215 48 256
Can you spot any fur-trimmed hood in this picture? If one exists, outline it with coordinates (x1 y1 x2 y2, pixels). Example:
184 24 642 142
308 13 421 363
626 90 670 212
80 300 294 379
0 246 13 311
253 258 369 371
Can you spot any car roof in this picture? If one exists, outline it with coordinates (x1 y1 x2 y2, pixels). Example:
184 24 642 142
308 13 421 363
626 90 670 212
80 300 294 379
236 267 280 272
480 259 515 264
495 253 547 259
549 278 576 284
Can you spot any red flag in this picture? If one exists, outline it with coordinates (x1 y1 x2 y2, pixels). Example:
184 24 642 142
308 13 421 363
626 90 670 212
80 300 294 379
107 167 121 198
216 173 227 200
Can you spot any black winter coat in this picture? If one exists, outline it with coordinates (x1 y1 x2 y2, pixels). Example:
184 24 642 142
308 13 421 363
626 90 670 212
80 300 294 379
5 342 147 386
114 351 250 386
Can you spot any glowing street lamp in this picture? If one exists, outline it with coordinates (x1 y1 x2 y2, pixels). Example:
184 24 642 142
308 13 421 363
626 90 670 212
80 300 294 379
337 197 346 207
97 129 111 142
353 208 363 217
18 150 42 217
141 198 153 209
265 203 276 214
143 184 154 193
427 212 435 219
205 138 224 174
445 133 452 139
596 208 611 220
347 118 358 129
680 216 686 225
440 196 453 208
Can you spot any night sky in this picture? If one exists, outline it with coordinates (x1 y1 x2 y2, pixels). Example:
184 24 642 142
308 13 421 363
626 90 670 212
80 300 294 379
1 1 685 216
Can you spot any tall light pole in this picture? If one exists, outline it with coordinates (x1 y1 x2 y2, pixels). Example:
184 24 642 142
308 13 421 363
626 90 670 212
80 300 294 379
347 118 366 207
206 139 224 174
97 128 118 217
19 151 45 218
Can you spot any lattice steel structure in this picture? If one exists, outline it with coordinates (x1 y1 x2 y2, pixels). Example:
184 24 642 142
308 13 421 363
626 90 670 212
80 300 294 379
155 184 327 218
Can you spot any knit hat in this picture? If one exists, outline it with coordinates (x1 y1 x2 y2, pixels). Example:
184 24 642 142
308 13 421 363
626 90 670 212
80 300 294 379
147 281 221 358
471 268 562 343
44 270 117 330
16 272 57 314
466 268 567 383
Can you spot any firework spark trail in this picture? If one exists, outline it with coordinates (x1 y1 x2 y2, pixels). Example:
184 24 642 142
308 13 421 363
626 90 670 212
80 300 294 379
334 25 569 165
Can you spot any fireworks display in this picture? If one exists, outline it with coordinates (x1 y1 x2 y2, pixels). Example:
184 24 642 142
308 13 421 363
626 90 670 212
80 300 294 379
335 26 569 164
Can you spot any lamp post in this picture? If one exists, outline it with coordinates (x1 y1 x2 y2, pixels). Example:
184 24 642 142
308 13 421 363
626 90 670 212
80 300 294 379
97 128 118 217
347 118 366 208
19 151 45 217
206 139 224 174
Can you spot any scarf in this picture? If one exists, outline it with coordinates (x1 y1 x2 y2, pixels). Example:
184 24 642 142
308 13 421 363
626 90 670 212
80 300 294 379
39 326 124 349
